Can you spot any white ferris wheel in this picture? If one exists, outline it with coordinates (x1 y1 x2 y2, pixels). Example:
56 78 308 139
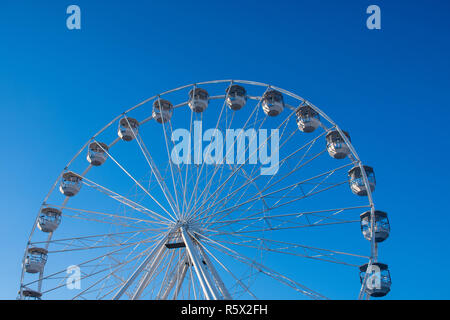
19 80 391 300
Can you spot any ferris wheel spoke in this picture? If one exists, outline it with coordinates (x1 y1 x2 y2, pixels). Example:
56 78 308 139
80 174 173 224
49 207 167 231
171 253 189 300
79 241 160 300
184 91 229 219
191 133 329 223
43 236 160 254
30 228 161 247
259 139 328 197
135 252 167 299
201 172 264 228
96 241 161 299
244 158 347 212
198 233 327 300
239 122 327 194
42 244 155 296
24 240 155 291
158 252 186 299
163 121 189 219
92 141 177 221
190 129 324 224
189 183 352 258
23 80 383 300
206 219 358 237
242 158 352 211
60 212 155 230
33 236 155 256
200 168 246 228
49 205 164 226
194 163 351 225
264 165 340 220
79 281 124 300
96 267 140 300
57 235 159 279
154 249 179 299
180 110 194 218
241 102 295 182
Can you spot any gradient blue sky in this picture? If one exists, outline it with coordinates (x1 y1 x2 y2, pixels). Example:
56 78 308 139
1 0 449 299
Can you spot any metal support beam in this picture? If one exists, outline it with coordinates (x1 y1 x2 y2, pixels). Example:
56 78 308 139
181 227 221 300
112 235 168 300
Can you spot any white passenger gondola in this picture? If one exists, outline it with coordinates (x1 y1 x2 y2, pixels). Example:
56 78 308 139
262 89 284 116
226 84 247 110
359 262 391 297
326 130 351 159
296 104 320 132
118 117 139 141
25 247 48 274
59 171 82 197
188 87 209 113
87 141 108 166
152 99 173 123
21 289 42 300
348 165 376 196
38 207 62 233
360 210 390 243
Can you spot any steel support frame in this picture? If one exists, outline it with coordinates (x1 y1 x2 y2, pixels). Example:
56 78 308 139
180 227 227 300
112 235 168 300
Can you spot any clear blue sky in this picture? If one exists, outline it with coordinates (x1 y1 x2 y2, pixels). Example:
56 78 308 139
1 0 449 299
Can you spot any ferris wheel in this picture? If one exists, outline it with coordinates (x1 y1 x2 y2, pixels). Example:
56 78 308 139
19 80 391 300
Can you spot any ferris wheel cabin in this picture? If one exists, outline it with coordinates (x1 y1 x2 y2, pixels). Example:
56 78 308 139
226 84 247 110
296 105 320 133
118 117 139 141
87 141 109 166
59 171 82 197
189 87 209 113
262 89 284 116
348 165 376 196
38 207 62 233
359 262 391 297
326 130 351 159
25 247 48 274
360 210 390 243
21 289 42 300
152 99 174 123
